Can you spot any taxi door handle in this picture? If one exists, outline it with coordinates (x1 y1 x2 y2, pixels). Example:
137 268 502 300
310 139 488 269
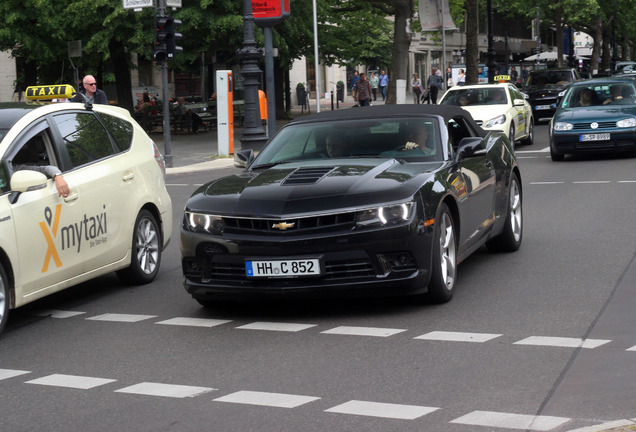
64 192 79 202
122 172 135 182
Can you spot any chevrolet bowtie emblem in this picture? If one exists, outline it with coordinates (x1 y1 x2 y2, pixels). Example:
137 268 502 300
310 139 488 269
272 221 295 230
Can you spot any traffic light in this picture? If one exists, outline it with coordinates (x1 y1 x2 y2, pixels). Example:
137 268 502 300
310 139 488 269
166 18 183 57
153 15 170 63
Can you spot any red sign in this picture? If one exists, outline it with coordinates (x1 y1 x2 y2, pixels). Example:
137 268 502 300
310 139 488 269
252 0 290 25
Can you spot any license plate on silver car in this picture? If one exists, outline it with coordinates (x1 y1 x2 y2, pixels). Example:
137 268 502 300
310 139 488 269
535 105 552 110
246 259 321 277
580 133 610 142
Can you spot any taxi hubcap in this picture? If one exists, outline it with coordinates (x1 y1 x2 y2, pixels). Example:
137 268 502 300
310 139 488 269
136 218 159 275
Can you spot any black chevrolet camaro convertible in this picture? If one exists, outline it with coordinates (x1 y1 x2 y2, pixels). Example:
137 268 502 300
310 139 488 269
181 105 522 305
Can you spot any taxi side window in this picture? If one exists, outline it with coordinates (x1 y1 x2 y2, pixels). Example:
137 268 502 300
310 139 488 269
94 112 134 152
53 112 115 168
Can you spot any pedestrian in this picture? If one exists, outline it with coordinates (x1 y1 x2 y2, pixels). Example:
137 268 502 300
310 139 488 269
351 71 360 107
379 70 389 101
457 69 466 86
70 75 108 104
427 68 443 104
354 73 373 106
446 67 454 88
370 72 379 102
411 73 422 104
511 66 519 84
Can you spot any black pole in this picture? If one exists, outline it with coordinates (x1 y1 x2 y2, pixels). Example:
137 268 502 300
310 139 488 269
486 0 497 83
238 0 268 152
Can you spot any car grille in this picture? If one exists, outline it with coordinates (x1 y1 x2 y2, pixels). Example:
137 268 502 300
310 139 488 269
223 212 357 234
572 121 616 130
206 257 376 282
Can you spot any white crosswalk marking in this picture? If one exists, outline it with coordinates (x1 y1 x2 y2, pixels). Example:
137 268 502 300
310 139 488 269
33 309 86 319
156 317 231 327
236 322 317 332
86 313 157 323
0 369 30 381
26 374 116 389
325 400 439 420
514 336 611 349
414 331 502 343
214 390 320 408
450 410 570 431
321 326 406 337
627 345 636 351
115 382 215 398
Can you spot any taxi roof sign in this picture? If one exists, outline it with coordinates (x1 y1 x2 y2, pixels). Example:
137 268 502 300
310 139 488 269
494 75 511 83
25 85 75 101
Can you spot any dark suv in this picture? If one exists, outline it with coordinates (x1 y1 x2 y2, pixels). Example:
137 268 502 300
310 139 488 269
523 68 583 123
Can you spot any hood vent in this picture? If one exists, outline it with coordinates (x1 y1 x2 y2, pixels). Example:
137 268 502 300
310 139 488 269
282 167 333 185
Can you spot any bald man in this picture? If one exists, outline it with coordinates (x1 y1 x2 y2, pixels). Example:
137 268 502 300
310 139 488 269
71 75 108 104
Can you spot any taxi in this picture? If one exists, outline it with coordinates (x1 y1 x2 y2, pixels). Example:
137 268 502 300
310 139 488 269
439 76 534 147
0 85 172 335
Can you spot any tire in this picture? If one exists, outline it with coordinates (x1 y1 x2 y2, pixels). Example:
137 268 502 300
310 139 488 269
0 262 10 336
550 144 565 161
520 120 534 145
508 124 516 149
116 209 162 285
428 203 457 303
486 172 523 252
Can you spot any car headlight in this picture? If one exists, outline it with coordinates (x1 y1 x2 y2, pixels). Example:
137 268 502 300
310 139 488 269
484 114 506 128
553 122 573 131
617 118 636 128
184 211 224 234
356 202 415 227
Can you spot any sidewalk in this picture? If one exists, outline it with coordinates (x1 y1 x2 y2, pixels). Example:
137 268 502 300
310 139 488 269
154 97 384 174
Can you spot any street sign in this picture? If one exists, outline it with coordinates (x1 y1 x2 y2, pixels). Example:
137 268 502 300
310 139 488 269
167 0 182 7
252 0 290 26
122 0 153 9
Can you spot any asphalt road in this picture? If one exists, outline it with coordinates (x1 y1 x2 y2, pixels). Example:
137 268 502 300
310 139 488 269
1 123 635 432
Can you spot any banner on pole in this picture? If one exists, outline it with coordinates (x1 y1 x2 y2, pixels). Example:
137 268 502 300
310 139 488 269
418 0 457 31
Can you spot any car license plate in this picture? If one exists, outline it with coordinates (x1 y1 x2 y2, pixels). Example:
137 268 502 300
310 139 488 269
535 104 552 110
246 259 321 277
580 133 610 142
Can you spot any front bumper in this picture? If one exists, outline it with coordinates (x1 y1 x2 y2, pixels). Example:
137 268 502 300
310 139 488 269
180 220 434 300
550 130 636 155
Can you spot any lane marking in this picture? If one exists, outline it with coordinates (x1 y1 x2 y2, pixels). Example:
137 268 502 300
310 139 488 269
618 180 636 183
32 309 86 319
414 331 502 343
0 369 30 381
325 400 439 420
516 147 550 154
156 317 231 328
627 345 636 351
115 382 215 398
26 374 116 389
214 390 320 408
236 322 317 332
86 313 157 323
529 181 565 185
514 336 611 349
572 181 611 184
321 326 406 337
450 410 570 431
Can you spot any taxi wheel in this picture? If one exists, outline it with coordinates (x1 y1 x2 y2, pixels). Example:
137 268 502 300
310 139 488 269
428 203 456 303
0 263 9 336
520 121 534 145
508 124 516 148
117 210 162 285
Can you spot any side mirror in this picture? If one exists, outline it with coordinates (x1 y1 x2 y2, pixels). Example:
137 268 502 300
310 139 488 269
11 170 48 192
513 98 525 107
234 149 254 168
457 137 486 159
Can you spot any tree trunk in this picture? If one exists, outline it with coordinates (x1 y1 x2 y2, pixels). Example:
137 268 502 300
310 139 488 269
465 0 479 85
108 39 134 112
591 16 603 74
386 0 412 104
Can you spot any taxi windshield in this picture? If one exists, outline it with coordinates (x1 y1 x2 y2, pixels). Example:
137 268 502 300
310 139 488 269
441 88 508 106
253 117 444 167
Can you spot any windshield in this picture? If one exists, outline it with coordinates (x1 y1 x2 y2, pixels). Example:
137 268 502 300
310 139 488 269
440 88 508 106
253 117 444 167
0 128 8 143
561 82 636 108
526 71 572 86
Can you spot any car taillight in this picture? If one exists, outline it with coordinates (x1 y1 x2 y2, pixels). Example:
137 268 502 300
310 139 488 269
151 140 166 177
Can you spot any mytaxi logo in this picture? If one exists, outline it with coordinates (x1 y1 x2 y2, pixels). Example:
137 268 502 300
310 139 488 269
39 205 63 273
39 204 108 273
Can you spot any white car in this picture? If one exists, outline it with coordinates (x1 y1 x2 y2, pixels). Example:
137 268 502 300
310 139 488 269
0 85 172 335
440 82 534 146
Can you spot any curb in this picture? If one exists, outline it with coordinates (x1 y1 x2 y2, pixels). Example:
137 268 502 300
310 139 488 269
566 420 636 432
166 157 235 175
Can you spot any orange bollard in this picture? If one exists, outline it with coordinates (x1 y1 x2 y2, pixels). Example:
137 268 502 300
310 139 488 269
258 90 267 121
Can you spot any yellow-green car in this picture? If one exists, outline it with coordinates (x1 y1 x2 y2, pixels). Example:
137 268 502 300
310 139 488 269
0 85 172 335
439 82 534 147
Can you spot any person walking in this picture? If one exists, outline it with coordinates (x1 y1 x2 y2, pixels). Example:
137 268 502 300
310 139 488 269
370 72 379 102
70 75 108 104
427 68 443 104
379 70 389 101
457 69 466 86
446 67 454 88
354 73 373 106
351 71 360 106
411 73 422 104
